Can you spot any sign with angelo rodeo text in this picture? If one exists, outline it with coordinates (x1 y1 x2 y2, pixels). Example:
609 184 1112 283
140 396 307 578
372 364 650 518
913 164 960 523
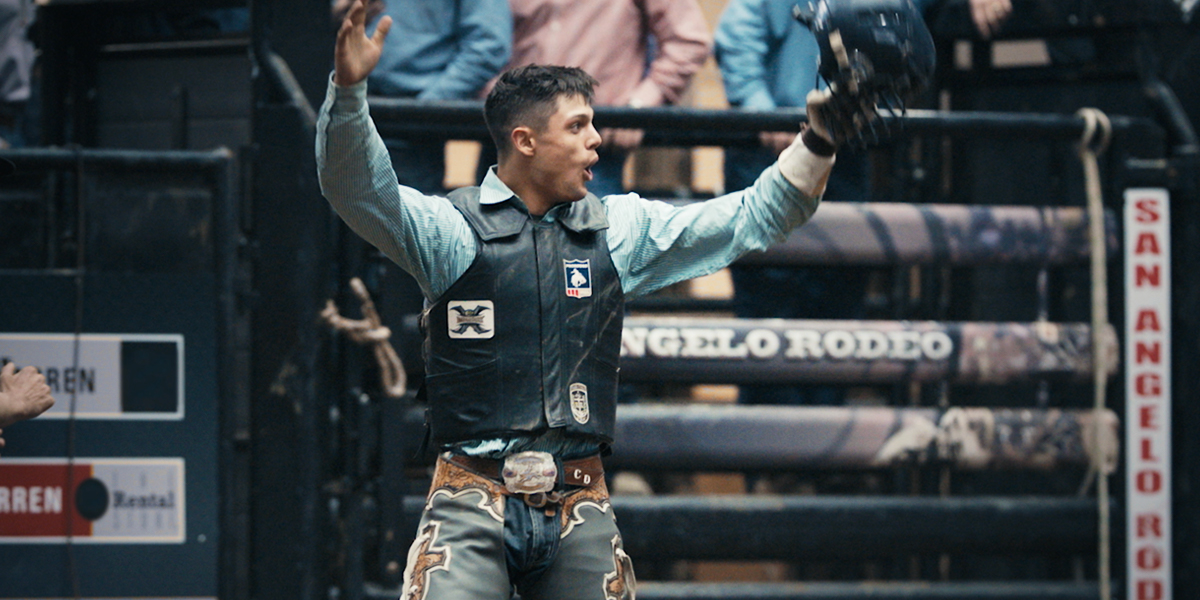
0 333 183 419
619 317 1116 385
0 458 185 543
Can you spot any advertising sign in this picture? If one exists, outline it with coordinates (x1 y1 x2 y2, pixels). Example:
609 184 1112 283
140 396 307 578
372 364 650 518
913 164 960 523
0 458 185 544
1124 188 1172 600
0 334 183 419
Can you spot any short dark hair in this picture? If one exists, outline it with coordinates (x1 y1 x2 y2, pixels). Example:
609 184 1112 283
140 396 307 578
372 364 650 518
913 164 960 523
484 65 597 157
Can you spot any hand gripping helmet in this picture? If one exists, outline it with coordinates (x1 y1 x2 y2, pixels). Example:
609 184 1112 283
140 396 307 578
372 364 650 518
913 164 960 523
794 0 936 144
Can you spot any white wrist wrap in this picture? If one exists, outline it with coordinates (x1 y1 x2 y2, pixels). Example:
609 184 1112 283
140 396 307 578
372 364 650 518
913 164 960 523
776 137 835 198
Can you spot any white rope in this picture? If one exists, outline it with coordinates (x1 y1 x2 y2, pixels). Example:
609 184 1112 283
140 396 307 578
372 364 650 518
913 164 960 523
1077 107 1112 600
321 277 408 399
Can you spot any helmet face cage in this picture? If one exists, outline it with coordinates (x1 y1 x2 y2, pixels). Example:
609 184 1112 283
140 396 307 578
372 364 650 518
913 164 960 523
795 0 936 145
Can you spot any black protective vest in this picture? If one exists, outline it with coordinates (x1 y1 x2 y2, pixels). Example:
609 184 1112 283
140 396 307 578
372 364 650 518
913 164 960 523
422 187 624 446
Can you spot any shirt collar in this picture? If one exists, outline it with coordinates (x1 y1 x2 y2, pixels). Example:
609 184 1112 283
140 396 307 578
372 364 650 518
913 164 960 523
478 166 608 232
479 167 514 206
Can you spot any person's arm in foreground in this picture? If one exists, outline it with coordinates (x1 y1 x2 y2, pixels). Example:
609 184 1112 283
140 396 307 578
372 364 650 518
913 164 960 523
0 362 55 451
608 90 838 298
316 0 476 299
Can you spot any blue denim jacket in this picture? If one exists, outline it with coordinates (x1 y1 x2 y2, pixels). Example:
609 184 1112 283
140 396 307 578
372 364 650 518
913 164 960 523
368 0 513 100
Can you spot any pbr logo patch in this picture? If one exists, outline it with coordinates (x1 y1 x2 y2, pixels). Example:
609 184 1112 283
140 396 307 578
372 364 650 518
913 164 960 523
447 300 494 339
564 259 592 298
570 383 590 424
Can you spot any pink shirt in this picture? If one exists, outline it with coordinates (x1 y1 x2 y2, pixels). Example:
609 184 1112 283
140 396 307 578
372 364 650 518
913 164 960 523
503 0 712 107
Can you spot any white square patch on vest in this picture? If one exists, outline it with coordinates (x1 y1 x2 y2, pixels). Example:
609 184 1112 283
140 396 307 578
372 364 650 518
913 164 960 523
564 259 592 298
569 383 590 424
448 300 495 339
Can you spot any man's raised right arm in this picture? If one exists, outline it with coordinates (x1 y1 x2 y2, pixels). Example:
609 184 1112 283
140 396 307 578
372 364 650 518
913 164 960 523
316 0 475 300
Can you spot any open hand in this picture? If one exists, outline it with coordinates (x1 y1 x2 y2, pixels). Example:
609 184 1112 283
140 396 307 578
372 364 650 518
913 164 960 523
0 362 55 429
334 0 394 86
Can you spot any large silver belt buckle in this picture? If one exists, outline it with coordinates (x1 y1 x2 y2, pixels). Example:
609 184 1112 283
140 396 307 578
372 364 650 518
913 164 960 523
502 451 557 495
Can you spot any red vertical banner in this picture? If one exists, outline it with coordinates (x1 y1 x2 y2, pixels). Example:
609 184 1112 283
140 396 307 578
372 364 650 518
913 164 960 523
1124 188 1172 600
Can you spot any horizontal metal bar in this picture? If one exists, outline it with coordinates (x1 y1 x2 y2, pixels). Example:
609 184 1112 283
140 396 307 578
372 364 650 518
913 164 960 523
367 96 1161 144
619 317 1118 384
613 496 1096 559
607 404 1118 472
635 581 1099 600
398 495 1096 558
0 147 235 171
626 296 734 313
735 202 1117 266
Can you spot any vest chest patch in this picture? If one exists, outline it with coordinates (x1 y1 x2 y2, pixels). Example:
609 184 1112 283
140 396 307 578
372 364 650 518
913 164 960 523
570 383 590 424
447 300 494 339
564 259 592 298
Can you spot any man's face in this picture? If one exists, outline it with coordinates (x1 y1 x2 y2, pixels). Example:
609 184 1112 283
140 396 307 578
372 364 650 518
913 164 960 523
528 94 602 205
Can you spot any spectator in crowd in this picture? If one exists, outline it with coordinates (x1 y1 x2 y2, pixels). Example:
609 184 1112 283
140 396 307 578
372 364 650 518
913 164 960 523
334 0 512 195
0 0 34 148
0 362 55 452
479 0 711 197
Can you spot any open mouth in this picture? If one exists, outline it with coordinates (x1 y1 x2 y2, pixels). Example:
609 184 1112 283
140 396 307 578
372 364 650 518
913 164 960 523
584 167 594 181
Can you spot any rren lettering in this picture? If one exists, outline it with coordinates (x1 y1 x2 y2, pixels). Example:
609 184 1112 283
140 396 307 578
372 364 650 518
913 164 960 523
39 367 97 394
0 486 64 514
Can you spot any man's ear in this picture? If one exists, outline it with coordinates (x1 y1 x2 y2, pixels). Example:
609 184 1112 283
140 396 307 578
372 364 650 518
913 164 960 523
511 126 536 157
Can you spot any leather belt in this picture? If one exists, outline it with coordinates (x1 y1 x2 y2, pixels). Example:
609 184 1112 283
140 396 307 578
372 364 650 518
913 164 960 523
446 453 604 488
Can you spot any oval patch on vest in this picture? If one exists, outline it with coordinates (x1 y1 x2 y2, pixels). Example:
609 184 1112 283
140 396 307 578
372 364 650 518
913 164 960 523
569 382 590 424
